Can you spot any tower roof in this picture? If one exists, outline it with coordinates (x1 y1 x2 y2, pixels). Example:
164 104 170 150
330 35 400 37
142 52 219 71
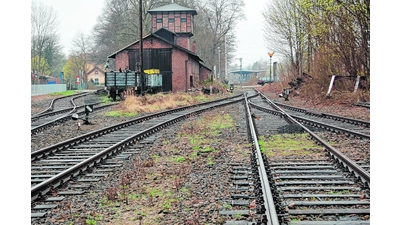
148 3 197 15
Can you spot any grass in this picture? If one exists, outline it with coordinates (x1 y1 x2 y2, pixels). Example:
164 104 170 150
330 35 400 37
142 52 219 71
50 90 77 96
99 94 113 103
90 109 240 224
150 188 163 198
223 203 233 209
328 190 350 194
180 114 236 138
103 111 138 117
175 156 185 163
199 146 214 153
152 154 160 159
207 157 214 166
85 213 103 225
162 201 171 211
258 133 323 157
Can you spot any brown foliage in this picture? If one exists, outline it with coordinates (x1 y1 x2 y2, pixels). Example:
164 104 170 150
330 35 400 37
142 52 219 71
104 186 119 201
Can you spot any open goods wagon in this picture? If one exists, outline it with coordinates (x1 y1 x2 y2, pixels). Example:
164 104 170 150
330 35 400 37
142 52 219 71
105 70 163 101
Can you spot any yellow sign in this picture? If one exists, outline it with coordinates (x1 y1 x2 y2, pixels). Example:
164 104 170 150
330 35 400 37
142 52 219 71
144 69 160 74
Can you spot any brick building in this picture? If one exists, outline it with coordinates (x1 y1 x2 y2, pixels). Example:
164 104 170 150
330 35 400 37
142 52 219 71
107 3 211 92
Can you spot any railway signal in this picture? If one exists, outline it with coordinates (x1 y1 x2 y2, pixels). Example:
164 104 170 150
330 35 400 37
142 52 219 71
71 103 94 125
85 105 93 114
268 51 274 84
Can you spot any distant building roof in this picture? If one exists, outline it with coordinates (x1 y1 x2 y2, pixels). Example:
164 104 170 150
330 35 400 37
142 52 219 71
148 3 197 15
87 65 104 75
229 70 266 75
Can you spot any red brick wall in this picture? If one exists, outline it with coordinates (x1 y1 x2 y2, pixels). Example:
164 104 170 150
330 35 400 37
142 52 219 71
200 66 210 84
114 37 206 92
115 50 129 72
171 50 188 92
190 59 199 87
151 12 193 34
176 36 190 50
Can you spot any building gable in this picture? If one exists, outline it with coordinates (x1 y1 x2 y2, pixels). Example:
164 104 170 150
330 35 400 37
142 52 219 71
153 27 176 44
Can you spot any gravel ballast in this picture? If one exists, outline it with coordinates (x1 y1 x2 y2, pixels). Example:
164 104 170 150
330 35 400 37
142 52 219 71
31 92 370 225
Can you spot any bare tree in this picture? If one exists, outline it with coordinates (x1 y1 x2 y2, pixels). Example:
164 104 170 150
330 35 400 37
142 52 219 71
31 0 64 81
262 0 369 88
92 0 170 65
91 0 137 65
70 30 94 84
194 0 245 77
262 0 308 79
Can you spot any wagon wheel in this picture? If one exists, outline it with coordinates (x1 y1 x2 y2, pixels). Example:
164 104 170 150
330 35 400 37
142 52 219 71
119 92 126 101
110 91 117 101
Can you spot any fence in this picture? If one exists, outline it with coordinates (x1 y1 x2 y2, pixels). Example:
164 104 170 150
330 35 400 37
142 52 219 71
31 84 67 96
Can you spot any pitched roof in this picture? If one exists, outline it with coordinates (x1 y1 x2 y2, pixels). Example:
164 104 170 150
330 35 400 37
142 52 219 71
87 65 104 75
85 62 104 74
107 30 203 63
148 3 197 15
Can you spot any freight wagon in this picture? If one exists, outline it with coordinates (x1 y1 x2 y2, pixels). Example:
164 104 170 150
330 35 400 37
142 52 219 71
104 69 163 101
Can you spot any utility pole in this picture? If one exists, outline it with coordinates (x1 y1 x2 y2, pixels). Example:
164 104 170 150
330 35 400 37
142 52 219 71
139 0 144 95
239 58 242 85
224 36 228 82
218 46 221 80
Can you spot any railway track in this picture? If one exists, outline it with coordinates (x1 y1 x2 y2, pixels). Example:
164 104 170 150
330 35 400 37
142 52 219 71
270 99 369 137
354 102 370 109
31 93 248 219
246 92 370 224
207 89 369 224
30 89 370 224
31 92 117 135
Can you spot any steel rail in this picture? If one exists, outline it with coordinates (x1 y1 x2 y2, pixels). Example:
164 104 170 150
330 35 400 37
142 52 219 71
31 96 244 202
31 107 77 122
31 93 251 160
290 113 370 139
244 93 280 225
31 94 91 135
258 93 370 186
272 100 370 127
31 93 89 118
249 102 370 139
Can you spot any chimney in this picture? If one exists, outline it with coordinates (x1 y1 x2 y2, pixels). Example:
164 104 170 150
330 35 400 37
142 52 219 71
192 41 196 53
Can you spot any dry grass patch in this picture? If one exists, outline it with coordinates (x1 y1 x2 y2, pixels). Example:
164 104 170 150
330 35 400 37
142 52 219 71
115 92 227 115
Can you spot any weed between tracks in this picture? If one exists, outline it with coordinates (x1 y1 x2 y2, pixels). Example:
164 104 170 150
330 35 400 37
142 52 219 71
258 133 324 157
73 111 242 224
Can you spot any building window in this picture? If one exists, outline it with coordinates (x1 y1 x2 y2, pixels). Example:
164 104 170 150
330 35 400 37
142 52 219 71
181 18 187 23
168 18 174 23
156 18 162 23
94 78 99 85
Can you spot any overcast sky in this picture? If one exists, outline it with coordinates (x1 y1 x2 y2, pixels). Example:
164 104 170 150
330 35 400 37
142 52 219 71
38 0 106 56
35 0 271 66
